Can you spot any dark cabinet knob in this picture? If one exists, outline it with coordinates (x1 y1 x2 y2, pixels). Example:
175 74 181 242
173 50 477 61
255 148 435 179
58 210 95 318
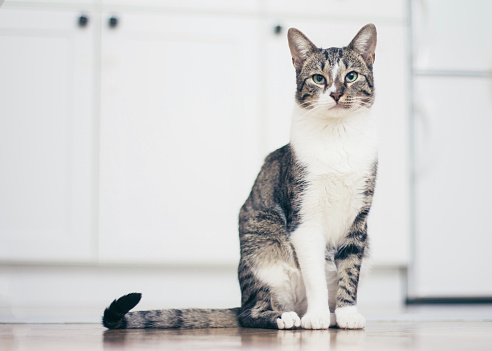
78 15 89 28
109 17 119 28
273 24 283 35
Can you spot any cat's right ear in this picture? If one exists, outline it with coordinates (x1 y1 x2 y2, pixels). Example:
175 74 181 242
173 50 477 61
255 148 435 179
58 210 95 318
288 28 317 72
347 24 377 67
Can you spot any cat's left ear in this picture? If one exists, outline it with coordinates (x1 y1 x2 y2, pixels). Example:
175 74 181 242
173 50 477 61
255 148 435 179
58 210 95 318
288 28 318 72
347 24 377 67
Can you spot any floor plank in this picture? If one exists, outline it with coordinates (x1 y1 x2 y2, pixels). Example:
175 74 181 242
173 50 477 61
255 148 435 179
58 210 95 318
1 321 492 350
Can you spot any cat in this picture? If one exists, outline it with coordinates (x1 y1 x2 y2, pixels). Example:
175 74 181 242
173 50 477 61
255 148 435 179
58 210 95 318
102 23 378 330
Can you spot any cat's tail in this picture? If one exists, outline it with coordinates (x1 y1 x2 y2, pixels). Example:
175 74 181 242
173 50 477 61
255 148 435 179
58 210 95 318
102 293 241 329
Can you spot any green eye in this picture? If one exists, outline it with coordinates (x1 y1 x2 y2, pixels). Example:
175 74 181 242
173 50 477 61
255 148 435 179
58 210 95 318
345 71 358 83
312 74 326 84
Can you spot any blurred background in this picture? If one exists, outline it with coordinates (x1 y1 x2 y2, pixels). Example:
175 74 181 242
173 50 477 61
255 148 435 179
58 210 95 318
0 0 491 322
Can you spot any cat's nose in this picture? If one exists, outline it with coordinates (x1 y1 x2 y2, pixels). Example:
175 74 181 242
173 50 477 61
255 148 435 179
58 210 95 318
330 92 342 102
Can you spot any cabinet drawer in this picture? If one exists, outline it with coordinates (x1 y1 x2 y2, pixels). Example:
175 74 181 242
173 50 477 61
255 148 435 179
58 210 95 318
266 0 405 22
100 0 261 12
3 0 96 6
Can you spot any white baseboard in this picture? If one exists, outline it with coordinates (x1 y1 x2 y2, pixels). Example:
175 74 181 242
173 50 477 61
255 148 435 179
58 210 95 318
0 264 406 323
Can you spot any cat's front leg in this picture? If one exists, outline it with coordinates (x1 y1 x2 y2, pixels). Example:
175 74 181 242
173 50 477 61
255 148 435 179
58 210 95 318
334 237 367 329
291 224 331 329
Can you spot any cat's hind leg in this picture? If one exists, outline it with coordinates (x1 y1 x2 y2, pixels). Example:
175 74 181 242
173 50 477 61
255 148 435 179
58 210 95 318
238 233 304 329
326 260 339 328
237 276 301 329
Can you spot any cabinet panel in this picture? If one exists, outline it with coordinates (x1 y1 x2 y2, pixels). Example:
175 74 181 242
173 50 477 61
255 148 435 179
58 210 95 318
99 13 262 264
413 0 492 72
0 9 97 262
264 20 410 265
412 76 492 297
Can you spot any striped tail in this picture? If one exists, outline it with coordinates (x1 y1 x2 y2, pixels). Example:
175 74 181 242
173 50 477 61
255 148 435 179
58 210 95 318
102 293 240 329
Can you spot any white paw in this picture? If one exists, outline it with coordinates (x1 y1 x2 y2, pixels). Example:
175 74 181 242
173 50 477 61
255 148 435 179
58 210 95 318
301 310 331 329
335 306 366 329
277 311 301 329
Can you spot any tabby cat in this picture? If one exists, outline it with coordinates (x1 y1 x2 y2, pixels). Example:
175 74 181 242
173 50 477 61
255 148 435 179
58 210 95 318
103 23 378 330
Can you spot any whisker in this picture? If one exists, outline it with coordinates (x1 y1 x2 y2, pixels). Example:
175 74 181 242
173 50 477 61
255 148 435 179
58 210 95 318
296 94 373 119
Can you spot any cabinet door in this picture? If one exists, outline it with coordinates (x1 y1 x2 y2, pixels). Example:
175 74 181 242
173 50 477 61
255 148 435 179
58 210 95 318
99 13 262 264
264 21 410 265
413 0 492 72
0 8 97 262
412 76 492 298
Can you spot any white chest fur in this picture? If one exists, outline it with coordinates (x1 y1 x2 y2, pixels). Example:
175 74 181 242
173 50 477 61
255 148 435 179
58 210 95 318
290 105 378 247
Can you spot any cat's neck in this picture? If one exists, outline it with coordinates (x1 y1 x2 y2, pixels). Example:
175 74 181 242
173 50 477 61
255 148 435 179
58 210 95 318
291 103 375 140
290 103 378 170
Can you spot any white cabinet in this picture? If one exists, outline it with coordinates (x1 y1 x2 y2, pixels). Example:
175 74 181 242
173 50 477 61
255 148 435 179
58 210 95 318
98 12 263 264
410 0 492 299
413 0 492 72
0 2 409 267
263 20 410 265
0 8 97 262
411 76 492 298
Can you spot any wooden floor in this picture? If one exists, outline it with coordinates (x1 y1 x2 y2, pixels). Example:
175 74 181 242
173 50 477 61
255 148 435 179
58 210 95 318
1 320 492 350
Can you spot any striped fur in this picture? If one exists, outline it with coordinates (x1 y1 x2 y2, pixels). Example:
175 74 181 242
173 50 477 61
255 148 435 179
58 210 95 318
103 293 240 329
102 24 378 330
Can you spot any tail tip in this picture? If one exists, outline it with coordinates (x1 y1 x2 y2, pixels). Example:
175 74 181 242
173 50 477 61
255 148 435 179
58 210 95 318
102 292 142 329
114 292 142 312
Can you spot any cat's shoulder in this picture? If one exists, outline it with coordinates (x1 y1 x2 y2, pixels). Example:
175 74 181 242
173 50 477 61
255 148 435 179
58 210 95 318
262 144 300 171
264 144 292 162
254 144 298 184
264 144 293 166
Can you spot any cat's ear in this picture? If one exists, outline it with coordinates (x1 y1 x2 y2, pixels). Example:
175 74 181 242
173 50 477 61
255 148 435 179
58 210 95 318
288 28 317 72
347 24 377 67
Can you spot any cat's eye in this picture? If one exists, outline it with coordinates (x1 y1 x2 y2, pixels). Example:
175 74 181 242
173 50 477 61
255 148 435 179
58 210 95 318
345 71 358 83
312 74 326 85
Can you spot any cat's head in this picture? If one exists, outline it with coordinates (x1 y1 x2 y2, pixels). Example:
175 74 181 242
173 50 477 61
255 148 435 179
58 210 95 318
288 24 377 118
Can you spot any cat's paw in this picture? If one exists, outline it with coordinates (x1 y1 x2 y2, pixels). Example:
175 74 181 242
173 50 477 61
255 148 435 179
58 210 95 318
301 310 332 329
335 306 366 329
277 311 301 329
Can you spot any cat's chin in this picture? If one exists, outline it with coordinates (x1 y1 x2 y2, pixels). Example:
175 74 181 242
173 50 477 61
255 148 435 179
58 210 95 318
323 105 354 119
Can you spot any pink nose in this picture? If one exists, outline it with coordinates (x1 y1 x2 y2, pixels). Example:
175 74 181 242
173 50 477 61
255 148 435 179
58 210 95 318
330 92 342 102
